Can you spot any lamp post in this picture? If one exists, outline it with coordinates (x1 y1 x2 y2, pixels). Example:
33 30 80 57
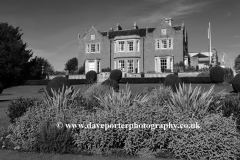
41 66 44 75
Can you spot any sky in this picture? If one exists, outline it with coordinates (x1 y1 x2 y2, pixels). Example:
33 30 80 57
0 0 240 71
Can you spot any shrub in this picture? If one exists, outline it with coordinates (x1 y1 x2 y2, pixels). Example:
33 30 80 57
210 66 224 83
197 72 210 77
34 120 74 153
164 74 181 92
86 70 97 84
223 68 234 83
7 97 41 123
45 76 71 97
168 114 240 160
168 83 214 119
0 81 3 94
148 84 172 106
232 73 240 93
102 67 111 72
102 79 119 92
109 69 122 83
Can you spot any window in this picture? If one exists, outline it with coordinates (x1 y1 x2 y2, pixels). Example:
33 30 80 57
127 41 134 52
97 61 100 73
119 41 125 52
160 58 167 72
118 60 125 70
91 35 95 40
91 44 96 53
161 29 166 35
86 43 100 53
127 60 134 73
114 42 117 53
136 40 140 52
156 39 173 50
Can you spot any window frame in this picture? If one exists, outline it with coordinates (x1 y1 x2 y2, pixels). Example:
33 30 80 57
118 60 125 70
127 60 134 73
161 29 166 35
127 41 134 52
91 35 95 40
118 41 125 52
86 43 100 53
156 38 173 50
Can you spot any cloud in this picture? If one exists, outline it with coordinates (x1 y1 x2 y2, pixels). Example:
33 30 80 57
137 0 214 23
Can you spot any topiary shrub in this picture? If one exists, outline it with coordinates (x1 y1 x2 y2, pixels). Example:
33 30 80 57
109 69 122 83
210 66 224 83
46 76 71 97
223 68 234 83
232 73 240 93
7 97 41 123
102 79 119 92
164 74 181 92
86 70 97 84
0 81 3 94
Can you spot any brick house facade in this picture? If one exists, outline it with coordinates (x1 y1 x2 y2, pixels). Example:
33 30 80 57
78 18 189 73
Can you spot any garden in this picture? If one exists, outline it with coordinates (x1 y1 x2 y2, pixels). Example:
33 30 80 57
0 66 240 160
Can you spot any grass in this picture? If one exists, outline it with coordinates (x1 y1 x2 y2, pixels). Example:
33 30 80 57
0 83 234 160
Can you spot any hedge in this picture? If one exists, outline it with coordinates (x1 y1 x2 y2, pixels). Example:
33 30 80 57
24 79 86 85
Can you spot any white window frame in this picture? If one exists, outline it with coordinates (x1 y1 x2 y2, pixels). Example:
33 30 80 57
161 29 166 35
127 60 134 73
127 41 134 52
156 38 173 50
86 43 100 53
91 35 95 40
136 40 140 52
118 60 125 70
118 41 125 52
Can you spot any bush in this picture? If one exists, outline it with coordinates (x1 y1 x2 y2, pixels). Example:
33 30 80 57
223 68 234 83
86 70 97 84
210 66 224 83
232 74 240 93
148 84 172 106
164 74 181 92
197 72 210 77
34 120 74 153
45 76 71 97
102 67 111 72
168 83 214 119
168 114 240 160
0 81 3 94
102 79 119 92
7 97 41 123
109 69 122 83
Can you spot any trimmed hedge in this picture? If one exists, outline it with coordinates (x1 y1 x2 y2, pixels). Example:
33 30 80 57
0 81 4 94
46 77 71 97
24 79 86 85
232 74 240 93
210 66 224 83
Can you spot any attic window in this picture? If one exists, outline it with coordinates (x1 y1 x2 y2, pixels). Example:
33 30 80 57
91 35 95 40
161 29 166 35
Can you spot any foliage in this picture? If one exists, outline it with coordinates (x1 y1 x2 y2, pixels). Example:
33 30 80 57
34 120 74 153
184 66 196 72
102 79 119 92
109 69 122 83
45 76 71 97
232 74 240 93
78 62 85 74
168 83 214 119
210 66 224 83
168 114 240 160
28 56 54 80
64 57 78 74
234 54 240 73
164 74 181 92
7 97 41 123
223 68 234 83
102 67 111 72
0 81 3 94
197 72 210 77
86 70 97 84
0 22 33 87
148 84 172 106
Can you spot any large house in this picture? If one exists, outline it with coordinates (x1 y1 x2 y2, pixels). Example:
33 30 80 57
78 18 189 73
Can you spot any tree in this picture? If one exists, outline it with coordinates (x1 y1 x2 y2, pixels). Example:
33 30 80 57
234 54 240 73
0 22 33 87
64 57 78 74
28 56 54 80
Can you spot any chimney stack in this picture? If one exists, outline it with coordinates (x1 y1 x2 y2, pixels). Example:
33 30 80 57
164 18 172 26
133 22 138 29
116 23 122 31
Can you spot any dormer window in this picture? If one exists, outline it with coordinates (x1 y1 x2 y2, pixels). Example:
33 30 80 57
91 35 95 40
161 29 166 35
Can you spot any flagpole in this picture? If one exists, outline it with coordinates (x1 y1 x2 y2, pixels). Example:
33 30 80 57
209 22 212 65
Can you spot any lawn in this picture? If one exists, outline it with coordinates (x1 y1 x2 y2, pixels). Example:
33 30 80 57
0 83 234 160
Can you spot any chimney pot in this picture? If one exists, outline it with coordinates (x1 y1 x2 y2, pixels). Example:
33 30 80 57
164 18 172 26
